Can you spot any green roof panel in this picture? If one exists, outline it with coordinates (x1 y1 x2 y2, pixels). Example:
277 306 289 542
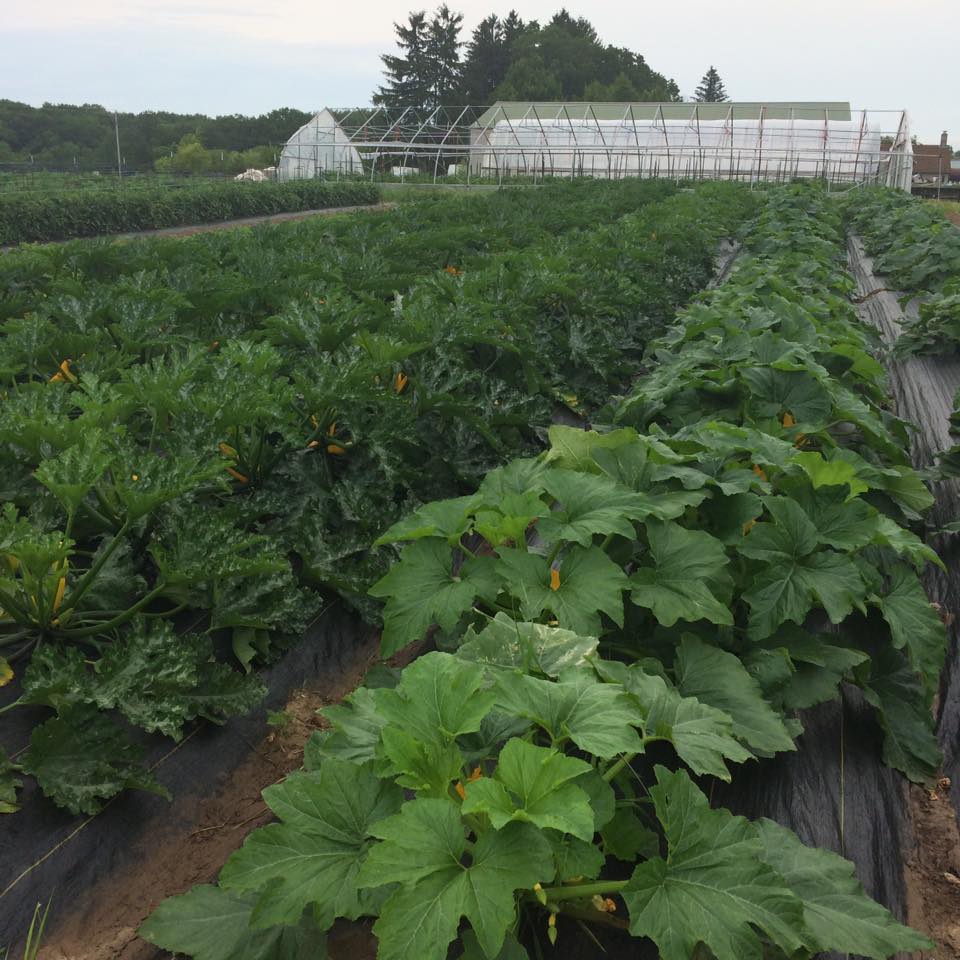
473 102 852 128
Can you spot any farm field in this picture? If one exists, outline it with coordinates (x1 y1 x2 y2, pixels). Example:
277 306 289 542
0 179 957 959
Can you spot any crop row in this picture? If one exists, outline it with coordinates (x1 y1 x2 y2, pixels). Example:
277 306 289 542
140 183 940 960
845 186 960 358
0 180 755 816
0 179 382 245
846 187 960 482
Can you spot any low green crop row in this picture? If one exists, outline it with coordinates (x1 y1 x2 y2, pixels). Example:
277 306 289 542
0 179 382 245
139 184 941 960
0 180 754 817
843 186 960 358
843 187 960 482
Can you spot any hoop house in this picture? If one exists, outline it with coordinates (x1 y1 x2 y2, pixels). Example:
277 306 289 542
472 103 912 189
278 109 363 180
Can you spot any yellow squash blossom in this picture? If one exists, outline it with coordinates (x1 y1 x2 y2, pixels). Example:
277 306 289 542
550 569 561 591
49 359 77 384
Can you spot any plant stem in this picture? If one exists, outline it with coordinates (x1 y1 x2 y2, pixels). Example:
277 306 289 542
0 587 31 623
59 581 166 638
0 696 25 716
58 519 131 615
603 753 637 782
529 879 630 904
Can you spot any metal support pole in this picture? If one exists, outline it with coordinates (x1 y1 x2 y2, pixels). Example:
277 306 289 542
114 112 122 180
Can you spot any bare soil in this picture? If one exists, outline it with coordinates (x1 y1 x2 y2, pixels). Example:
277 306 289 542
110 203 394 242
37 634 384 960
907 778 960 958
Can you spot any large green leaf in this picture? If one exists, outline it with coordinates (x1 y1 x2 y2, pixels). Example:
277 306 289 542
370 540 500 655
750 626 868 711
461 739 594 839
457 613 598 677
21 643 91 710
673 636 795 756
623 766 805 960
358 798 553 960
791 450 869 498
596 660 751 780
472 490 551 548
878 563 945 702
140 885 327 960
740 366 832 425
538 469 683 547
373 495 478 546
112 452 223 520
92 621 265 738
375 652 496 748
34 429 113 514
494 669 643 758
495 545 629 636
20 705 169 814
739 498 866 640
219 760 402 929
858 646 942 783
630 520 732 626
544 424 638 472
755 818 932 958
308 686 387 767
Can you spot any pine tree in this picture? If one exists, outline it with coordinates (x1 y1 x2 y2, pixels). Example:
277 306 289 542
694 66 729 103
374 11 431 109
460 14 508 103
424 4 464 107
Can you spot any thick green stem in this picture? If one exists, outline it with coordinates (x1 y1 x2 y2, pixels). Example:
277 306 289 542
531 880 630 904
603 753 637 782
0 587 31 623
58 519 131 615
0 629 31 649
59 581 166 638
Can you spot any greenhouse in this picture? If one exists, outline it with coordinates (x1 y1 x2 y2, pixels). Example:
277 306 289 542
277 108 364 180
470 102 913 189
276 102 912 189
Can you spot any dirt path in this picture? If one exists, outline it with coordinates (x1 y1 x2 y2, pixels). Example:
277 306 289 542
112 202 394 242
1 202 393 251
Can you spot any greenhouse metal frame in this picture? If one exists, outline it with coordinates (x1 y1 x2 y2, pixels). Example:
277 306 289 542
277 102 913 190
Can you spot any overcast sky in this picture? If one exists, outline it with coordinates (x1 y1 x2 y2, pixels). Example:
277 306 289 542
2 0 953 144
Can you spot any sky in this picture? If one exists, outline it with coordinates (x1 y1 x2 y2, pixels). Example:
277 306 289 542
2 0 954 144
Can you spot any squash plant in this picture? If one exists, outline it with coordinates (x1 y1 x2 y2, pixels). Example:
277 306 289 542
141 646 929 960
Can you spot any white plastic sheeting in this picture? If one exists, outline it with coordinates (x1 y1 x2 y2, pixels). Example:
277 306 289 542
278 109 363 180
475 115 902 187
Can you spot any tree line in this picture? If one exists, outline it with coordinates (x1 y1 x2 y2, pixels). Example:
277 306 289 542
0 100 312 172
375 7 687 108
0 9 730 174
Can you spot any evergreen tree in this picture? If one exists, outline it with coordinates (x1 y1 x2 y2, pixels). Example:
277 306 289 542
694 66 728 103
424 5 465 107
460 14 509 103
501 9 525 47
374 11 431 108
